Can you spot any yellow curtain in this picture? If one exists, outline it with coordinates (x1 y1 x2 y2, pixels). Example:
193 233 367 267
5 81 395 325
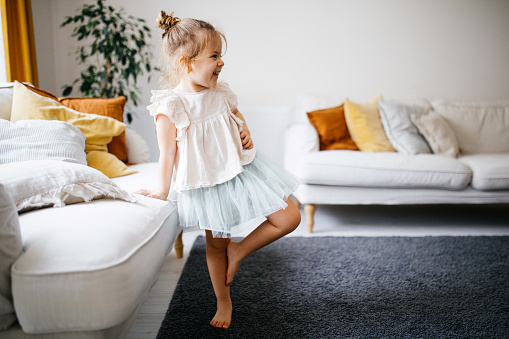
1 0 38 86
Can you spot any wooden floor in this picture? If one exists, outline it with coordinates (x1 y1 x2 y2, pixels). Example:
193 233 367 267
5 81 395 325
126 204 509 339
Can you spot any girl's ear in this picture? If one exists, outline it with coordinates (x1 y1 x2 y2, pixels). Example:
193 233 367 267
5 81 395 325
179 56 192 73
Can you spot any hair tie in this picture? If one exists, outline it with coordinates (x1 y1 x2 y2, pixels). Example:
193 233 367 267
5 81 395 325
156 11 181 34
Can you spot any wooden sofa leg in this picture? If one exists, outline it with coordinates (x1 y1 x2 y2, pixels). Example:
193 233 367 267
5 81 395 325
174 230 184 259
304 204 316 233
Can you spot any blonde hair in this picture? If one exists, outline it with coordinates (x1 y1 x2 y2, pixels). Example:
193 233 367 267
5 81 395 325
155 11 226 88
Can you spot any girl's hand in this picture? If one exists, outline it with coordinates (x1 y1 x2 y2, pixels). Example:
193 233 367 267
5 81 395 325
240 129 254 150
134 189 168 200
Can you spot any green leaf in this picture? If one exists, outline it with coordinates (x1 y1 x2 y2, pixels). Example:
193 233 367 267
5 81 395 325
62 86 73 97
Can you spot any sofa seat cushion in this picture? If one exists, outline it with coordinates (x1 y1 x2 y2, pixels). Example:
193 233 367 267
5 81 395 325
458 154 509 191
294 151 472 190
11 164 179 334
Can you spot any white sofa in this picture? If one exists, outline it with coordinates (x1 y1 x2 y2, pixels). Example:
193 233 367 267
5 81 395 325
285 96 509 232
0 83 182 338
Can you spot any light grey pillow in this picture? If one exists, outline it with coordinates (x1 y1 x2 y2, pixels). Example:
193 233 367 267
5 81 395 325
378 101 432 155
0 160 137 213
0 184 22 330
0 119 87 165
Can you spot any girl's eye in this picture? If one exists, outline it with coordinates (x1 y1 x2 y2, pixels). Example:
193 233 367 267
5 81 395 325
211 54 217 59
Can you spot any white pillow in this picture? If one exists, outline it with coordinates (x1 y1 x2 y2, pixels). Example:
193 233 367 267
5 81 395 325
411 111 459 158
0 83 14 121
433 100 509 154
0 184 22 330
125 127 150 164
378 100 432 155
0 119 87 165
0 160 137 212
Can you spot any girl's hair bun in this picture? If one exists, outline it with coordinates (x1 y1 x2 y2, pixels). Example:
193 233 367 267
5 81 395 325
156 11 180 33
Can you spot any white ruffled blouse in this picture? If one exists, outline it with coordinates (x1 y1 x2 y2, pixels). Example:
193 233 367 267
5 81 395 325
147 81 256 193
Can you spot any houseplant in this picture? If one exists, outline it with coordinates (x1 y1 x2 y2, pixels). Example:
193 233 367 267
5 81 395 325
61 0 155 122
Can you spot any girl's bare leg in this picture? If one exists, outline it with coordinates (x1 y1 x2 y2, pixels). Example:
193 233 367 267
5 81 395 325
205 231 232 329
226 198 301 286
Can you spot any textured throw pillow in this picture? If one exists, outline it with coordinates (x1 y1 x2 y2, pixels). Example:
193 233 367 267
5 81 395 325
0 119 86 165
0 160 137 213
411 111 459 158
306 105 358 151
378 100 432 155
344 95 396 152
0 184 22 330
60 97 127 162
10 82 136 178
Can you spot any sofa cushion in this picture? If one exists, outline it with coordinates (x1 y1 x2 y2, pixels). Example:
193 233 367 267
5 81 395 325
0 184 22 330
344 95 396 152
11 163 179 334
0 83 14 120
411 111 459 158
306 105 358 151
294 151 472 190
0 160 137 212
0 119 87 165
458 154 509 191
60 96 128 162
378 100 432 155
433 100 509 154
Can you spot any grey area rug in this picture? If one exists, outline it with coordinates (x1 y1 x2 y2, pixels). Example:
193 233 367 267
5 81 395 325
157 236 509 338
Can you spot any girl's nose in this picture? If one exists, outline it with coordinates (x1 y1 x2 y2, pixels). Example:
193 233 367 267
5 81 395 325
218 57 224 67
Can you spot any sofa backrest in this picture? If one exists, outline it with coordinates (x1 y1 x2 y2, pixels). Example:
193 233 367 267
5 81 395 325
433 100 509 154
0 83 14 120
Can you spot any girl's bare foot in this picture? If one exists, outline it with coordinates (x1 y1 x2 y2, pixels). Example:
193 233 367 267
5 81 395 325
210 298 232 329
226 241 242 286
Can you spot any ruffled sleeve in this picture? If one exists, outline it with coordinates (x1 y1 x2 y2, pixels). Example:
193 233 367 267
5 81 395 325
215 81 238 112
146 90 190 141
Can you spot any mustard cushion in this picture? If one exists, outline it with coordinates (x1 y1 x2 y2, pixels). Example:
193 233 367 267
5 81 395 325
344 95 396 152
10 82 137 178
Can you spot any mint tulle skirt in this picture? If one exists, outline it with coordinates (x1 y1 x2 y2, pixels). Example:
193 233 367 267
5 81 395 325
177 152 300 238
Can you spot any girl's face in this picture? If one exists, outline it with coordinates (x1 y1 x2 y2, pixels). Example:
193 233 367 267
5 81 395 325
183 37 224 92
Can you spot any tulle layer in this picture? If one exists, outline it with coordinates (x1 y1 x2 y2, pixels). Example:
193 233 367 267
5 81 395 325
177 152 300 238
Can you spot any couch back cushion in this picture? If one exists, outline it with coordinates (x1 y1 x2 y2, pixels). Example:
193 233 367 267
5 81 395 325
0 83 14 120
433 100 509 154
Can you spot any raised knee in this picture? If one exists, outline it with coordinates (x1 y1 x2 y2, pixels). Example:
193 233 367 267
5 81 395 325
284 209 301 233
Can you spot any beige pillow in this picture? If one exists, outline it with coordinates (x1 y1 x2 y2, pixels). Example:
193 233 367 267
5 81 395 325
411 111 459 158
344 95 395 152
10 82 136 178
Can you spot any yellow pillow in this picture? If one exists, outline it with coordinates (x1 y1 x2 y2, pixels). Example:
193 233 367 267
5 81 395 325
10 82 137 178
344 95 396 152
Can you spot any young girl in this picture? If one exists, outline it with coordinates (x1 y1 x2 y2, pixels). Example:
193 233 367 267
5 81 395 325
136 11 301 329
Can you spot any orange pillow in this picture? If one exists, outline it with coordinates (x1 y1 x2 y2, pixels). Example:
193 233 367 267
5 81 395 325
307 105 358 151
59 97 127 162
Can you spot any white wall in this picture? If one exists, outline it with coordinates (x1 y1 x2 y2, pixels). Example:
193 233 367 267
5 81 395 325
32 0 509 162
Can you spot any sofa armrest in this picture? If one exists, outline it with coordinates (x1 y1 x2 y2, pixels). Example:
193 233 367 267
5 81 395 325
284 123 319 173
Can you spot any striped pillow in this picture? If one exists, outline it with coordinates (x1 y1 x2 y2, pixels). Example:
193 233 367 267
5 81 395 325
0 119 87 165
